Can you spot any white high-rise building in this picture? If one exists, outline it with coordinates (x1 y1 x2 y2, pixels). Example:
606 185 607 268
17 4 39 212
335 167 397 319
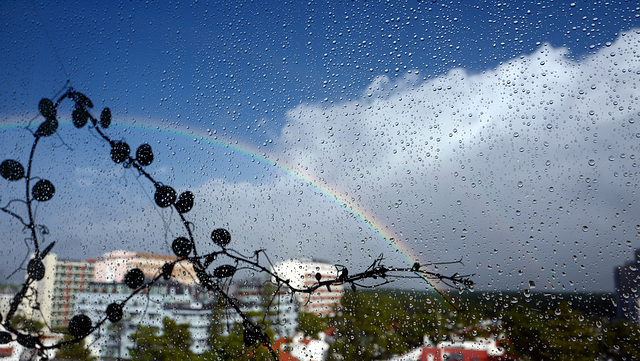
25 253 95 329
271 259 344 317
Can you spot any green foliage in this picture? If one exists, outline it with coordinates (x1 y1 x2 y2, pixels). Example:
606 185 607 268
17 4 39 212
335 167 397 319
54 334 96 361
502 302 604 361
203 323 274 361
599 319 640 361
129 317 198 361
9 314 44 334
297 312 327 338
202 295 277 361
328 291 412 361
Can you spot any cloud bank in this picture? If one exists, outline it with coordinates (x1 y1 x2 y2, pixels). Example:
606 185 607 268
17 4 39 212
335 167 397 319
270 29 640 291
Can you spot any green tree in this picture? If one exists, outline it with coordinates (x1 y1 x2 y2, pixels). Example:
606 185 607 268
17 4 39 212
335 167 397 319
9 314 45 334
54 334 96 361
129 317 198 361
203 323 274 361
297 311 327 338
600 319 640 360
399 292 451 347
502 302 600 361
202 295 276 361
328 291 409 361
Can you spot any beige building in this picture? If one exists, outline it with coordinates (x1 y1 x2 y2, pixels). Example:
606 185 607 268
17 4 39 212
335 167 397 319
92 250 196 286
24 250 196 330
271 259 344 317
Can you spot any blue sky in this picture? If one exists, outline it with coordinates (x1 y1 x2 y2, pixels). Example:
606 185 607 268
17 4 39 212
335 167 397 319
1 1 639 292
2 1 635 137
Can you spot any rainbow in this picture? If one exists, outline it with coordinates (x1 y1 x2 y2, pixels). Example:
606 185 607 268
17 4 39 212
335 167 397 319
1 118 447 294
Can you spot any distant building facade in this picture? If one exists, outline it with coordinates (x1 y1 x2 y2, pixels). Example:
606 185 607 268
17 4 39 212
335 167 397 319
615 248 640 326
271 259 344 317
93 250 196 285
75 281 212 360
26 253 95 329
24 249 196 330
211 277 299 339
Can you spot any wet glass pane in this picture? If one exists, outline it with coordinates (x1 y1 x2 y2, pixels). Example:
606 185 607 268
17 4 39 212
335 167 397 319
1 1 639 360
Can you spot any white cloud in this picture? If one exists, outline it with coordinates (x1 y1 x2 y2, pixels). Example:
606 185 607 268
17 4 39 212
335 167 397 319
270 29 640 291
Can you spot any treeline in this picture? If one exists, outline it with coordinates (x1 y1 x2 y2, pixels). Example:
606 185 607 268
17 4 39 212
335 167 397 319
54 289 639 361
329 289 638 361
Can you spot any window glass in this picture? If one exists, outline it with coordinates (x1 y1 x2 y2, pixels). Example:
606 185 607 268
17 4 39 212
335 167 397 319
0 1 639 360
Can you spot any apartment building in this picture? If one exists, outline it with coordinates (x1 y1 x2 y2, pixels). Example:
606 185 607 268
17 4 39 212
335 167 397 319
92 250 196 285
271 259 344 317
75 281 212 360
26 253 95 329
